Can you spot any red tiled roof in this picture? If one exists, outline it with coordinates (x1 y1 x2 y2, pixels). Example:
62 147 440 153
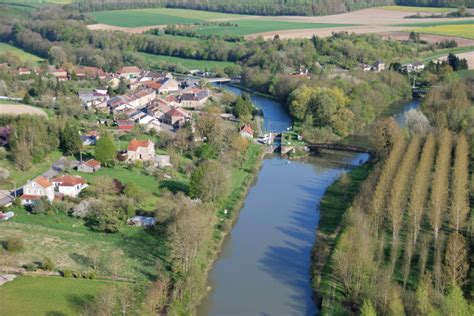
85 159 100 168
240 124 254 135
143 81 162 90
119 66 141 74
20 194 42 200
128 139 152 151
165 108 187 117
34 176 52 188
51 175 86 187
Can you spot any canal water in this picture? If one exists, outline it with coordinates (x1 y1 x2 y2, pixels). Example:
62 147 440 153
198 86 417 315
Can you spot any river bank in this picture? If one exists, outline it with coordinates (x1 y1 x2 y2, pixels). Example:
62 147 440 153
167 143 264 314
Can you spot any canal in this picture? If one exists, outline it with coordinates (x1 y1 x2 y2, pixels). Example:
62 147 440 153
198 86 417 315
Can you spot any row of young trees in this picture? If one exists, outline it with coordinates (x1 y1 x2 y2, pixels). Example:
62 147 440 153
326 125 473 314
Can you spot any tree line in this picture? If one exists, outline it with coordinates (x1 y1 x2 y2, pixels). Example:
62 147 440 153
68 0 394 16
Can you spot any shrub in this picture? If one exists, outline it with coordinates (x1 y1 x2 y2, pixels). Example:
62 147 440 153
23 262 37 272
3 237 24 252
41 257 54 271
73 271 80 278
88 271 96 279
62 269 73 278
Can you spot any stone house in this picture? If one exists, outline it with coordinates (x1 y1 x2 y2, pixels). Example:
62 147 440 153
127 139 155 161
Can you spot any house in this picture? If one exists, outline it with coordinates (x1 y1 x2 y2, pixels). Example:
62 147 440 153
117 66 141 80
51 175 88 198
75 66 107 80
146 99 171 120
117 120 135 131
128 89 156 108
157 77 179 94
138 114 161 132
48 66 68 80
163 108 190 127
78 90 109 109
127 139 155 161
136 70 164 82
128 216 156 227
412 61 425 71
78 159 101 173
80 131 100 146
179 88 210 108
372 60 385 72
17 67 31 75
21 176 55 205
240 124 254 139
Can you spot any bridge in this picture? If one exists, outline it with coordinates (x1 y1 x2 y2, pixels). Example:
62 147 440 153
306 143 373 154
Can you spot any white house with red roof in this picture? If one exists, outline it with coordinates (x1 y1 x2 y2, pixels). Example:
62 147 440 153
240 124 254 139
51 175 88 198
21 176 55 205
127 139 155 161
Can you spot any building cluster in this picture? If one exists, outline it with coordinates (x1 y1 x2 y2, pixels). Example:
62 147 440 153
78 67 211 132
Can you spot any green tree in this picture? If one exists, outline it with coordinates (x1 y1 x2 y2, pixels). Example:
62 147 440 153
360 299 377 316
60 122 82 155
441 285 470 316
233 93 253 118
94 134 117 166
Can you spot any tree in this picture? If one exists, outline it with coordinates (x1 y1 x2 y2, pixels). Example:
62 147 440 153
12 138 32 171
444 232 469 287
441 285 470 316
60 122 82 155
233 93 253 118
189 160 229 203
360 299 377 316
88 245 101 271
415 274 434 316
124 182 145 203
450 134 469 231
93 176 116 196
95 134 117 166
370 117 401 157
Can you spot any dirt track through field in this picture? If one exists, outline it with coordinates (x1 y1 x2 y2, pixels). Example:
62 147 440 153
0 104 47 117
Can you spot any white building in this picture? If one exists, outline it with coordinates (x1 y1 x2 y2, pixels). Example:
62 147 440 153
51 175 88 198
21 176 55 205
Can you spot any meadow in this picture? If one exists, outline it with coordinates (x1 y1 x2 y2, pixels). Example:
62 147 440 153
139 52 236 71
91 8 241 27
0 276 114 316
0 43 44 63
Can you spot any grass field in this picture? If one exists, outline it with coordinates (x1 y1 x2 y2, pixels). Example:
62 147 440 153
381 5 454 13
413 24 474 39
92 8 241 28
139 52 235 71
195 20 351 36
0 43 44 63
0 276 113 316
0 206 166 280
396 20 474 27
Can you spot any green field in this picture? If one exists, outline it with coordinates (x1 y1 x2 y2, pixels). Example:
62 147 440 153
413 24 474 39
396 19 474 27
0 42 44 63
92 8 241 27
0 276 113 316
139 52 235 71
381 5 454 13
195 20 351 36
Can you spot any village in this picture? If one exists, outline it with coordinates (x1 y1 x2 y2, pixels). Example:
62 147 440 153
0 63 257 228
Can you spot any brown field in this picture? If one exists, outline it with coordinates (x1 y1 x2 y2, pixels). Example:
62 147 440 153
0 103 47 117
87 23 164 34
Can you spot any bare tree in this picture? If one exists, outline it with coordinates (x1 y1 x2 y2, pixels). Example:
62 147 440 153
443 232 469 287
449 133 469 231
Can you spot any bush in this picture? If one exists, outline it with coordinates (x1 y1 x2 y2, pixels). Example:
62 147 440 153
73 271 81 278
88 271 96 279
62 269 73 278
3 237 24 252
40 257 54 271
23 262 37 272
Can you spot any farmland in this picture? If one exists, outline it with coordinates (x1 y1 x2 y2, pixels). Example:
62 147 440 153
412 24 474 39
381 5 455 13
0 103 47 117
0 276 114 316
0 43 44 63
139 52 236 71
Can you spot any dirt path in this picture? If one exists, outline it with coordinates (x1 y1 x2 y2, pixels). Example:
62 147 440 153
0 104 47 117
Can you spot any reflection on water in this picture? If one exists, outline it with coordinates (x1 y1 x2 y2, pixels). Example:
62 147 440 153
198 152 368 316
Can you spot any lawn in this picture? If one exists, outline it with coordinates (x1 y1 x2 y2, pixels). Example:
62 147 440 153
139 52 235 71
0 150 62 190
412 24 474 39
92 8 241 28
0 42 44 63
381 5 454 13
0 276 113 316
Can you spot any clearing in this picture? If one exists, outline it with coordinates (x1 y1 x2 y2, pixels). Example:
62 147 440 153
0 103 47 117
0 276 114 316
0 43 44 63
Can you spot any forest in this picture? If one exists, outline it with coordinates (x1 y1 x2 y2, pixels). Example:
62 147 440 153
68 0 474 15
